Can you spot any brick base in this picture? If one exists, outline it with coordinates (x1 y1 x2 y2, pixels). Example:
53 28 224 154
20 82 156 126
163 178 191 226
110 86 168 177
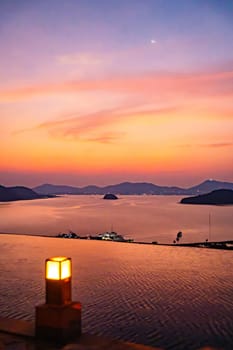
35 301 81 343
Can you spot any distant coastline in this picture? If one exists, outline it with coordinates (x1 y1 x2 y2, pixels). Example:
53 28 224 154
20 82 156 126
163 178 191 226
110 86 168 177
33 179 233 196
1 232 232 250
1 179 233 202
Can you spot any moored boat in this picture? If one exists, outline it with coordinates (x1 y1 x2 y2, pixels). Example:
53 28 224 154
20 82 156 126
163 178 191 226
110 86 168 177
57 230 80 238
90 231 133 242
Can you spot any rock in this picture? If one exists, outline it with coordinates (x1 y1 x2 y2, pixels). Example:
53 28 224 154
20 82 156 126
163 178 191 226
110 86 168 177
103 193 118 200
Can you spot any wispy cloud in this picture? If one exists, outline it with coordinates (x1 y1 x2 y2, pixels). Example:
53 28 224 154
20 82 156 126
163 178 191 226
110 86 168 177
179 142 233 149
203 142 233 148
85 132 126 144
34 105 176 143
57 53 104 66
1 68 233 103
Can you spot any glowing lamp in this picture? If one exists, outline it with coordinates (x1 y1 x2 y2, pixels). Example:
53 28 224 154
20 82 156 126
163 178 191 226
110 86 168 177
46 257 71 280
36 256 81 343
45 257 72 305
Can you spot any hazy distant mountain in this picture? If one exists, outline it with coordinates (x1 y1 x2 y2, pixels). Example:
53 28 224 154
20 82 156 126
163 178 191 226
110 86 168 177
33 179 233 196
0 185 44 202
103 182 185 195
180 189 233 205
33 183 82 195
33 182 185 195
187 179 233 194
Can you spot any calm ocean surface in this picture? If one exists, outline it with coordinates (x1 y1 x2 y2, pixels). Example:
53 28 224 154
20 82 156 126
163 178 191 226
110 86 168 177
0 195 233 243
0 196 233 349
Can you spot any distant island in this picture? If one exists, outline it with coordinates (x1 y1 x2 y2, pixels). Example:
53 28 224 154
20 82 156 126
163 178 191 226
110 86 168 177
33 179 233 196
180 189 233 205
0 185 53 202
103 193 118 200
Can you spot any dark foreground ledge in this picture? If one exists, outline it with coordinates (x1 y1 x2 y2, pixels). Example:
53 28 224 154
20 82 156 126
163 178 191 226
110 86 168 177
0 317 225 350
0 317 157 350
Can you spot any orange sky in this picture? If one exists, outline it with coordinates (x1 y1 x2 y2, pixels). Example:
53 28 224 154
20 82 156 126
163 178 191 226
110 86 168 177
1 1 233 187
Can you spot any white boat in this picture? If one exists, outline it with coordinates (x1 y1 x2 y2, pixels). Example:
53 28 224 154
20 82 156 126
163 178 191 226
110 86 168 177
98 231 125 241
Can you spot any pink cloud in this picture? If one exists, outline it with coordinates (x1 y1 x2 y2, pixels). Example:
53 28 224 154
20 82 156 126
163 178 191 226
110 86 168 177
1 68 233 103
203 143 233 148
57 53 104 66
178 142 233 149
34 105 176 142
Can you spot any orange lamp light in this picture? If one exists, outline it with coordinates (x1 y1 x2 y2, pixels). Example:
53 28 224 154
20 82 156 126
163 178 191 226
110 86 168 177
46 257 71 280
45 257 72 305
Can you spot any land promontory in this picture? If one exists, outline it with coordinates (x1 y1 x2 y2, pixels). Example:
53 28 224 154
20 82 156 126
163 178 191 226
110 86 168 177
180 189 233 205
0 185 51 202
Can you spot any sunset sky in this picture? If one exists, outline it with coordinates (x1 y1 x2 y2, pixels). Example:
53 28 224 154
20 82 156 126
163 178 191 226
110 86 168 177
1 0 233 187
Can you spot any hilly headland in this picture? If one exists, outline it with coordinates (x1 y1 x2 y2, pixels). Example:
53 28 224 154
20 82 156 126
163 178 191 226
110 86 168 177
0 185 54 202
180 189 233 205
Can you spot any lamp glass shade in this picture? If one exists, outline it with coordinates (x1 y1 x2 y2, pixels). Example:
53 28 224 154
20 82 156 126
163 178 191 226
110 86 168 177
61 260 71 279
46 257 71 280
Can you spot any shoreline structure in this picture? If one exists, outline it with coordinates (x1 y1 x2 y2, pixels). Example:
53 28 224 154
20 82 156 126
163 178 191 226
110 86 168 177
1 232 233 250
0 233 231 350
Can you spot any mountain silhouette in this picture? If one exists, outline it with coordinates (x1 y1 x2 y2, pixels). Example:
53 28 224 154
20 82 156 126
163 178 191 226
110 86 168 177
0 185 53 202
33 179 233 196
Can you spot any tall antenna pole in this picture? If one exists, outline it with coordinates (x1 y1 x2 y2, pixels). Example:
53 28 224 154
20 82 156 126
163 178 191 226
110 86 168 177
209 212 211 242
